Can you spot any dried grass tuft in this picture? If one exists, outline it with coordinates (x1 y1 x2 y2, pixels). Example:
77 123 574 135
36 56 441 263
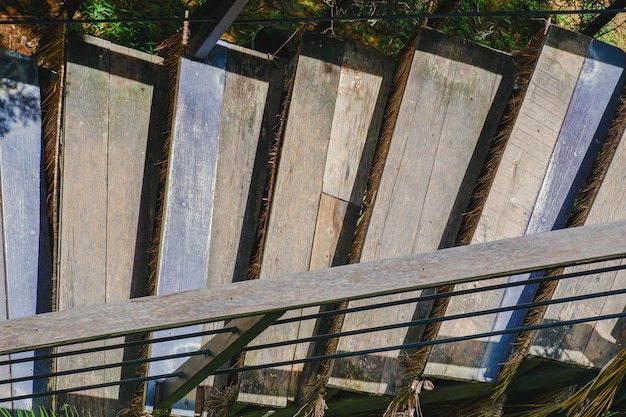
202 386 236 417
34 20 66 314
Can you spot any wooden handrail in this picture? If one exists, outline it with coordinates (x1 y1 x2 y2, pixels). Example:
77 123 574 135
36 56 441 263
2 220 626 355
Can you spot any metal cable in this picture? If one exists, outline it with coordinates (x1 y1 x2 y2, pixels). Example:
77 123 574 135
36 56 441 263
0 8 622 26
274 262 626 326
244 285 626 352
213 310 626 375
0 372 183 403
0 326 236 367
0 350 209 385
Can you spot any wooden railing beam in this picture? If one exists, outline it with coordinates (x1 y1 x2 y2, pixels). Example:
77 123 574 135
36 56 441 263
1 220 626 355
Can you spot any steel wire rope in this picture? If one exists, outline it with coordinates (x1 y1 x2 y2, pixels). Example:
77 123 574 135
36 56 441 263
274 263 626 326
0 8 623 26
212 310 626 375
0 326 237 367
1 311 624 402
0 372 183 403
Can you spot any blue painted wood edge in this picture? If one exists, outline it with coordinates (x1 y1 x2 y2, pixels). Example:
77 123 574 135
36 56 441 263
0 48 52 409
145 54 226 416
479 38 626 382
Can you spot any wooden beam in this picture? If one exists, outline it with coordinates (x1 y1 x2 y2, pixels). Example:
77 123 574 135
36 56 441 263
188 0 250 61
1 220 626 356
153 313 283 412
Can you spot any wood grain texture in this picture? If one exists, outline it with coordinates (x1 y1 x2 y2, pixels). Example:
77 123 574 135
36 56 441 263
237 33 394 407
57 38 110 407
328 28 514 395
57 36 164 415
475 36 626 381
207 44 283 289
202 43 284 394
309 194 359 271
322 40 391 205
425 27 605 382
2 220 626 356
0 48 45 410
531 85 626 369
146 56 224 413
237 33 344 408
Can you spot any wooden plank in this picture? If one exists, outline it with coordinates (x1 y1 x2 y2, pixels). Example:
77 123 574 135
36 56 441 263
424 27 589 382
237 33 394 407
202 42 284 393
327 28 515 395
321 40 391 205
2 220 626 356
57 35 165 415
531 93 626 368
189 0 251 60
475 36 626 380
57 37 111 410
0 48 46 411
145 55 225 416
425 26 625 382
291 38 394 400
207 42 283 289
237 33 344 408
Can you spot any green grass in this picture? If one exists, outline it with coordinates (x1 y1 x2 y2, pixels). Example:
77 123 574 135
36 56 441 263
0 405 81 417
73 0 198 53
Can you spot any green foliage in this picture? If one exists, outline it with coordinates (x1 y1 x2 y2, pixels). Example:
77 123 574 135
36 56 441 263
73 0 196 53
0 405 80 417
437 0 549 50
73 0 626 56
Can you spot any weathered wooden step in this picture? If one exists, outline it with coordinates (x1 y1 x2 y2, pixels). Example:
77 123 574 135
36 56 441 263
0 48 50 411
530 91 626 369
236 32 395 407
326 26 515 396
425 26 626 382
56 34 167 416
144 43 284 415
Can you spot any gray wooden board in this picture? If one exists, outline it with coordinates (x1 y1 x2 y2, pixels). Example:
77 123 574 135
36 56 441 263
293 37 395 400
57 35 163 416
530 97 626 369
237 32 344 408
145 55 225 417
202 43 284 393
3 220 626 356
475 36 626 381
237 33 394 407
0 48 46 410
328 28 515 395
206 43 283 289
426 27 614 381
